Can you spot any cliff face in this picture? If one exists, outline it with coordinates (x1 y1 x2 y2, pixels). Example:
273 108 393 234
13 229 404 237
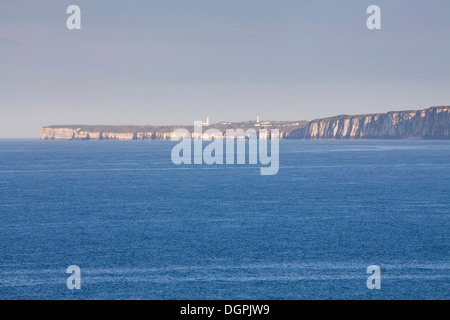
40 126 173 141
40 124 294 141
287 106 450 140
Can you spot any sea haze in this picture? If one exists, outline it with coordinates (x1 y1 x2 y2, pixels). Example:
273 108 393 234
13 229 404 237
0 140 449 299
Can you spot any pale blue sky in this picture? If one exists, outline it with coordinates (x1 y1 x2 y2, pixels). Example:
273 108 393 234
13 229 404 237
1 0 450 137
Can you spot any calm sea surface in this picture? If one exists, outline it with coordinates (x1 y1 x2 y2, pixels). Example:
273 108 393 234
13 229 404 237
0 140 448 299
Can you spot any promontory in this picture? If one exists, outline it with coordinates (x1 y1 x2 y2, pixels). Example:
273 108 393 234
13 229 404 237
41 106 449 140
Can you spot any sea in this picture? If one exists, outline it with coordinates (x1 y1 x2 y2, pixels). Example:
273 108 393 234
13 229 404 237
0 139 448 299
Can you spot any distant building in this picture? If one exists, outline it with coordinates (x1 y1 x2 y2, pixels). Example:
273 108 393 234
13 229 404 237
203 116 210 126
255 115 261 126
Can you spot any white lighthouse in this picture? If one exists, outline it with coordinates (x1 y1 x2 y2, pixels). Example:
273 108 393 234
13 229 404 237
255 115 261 126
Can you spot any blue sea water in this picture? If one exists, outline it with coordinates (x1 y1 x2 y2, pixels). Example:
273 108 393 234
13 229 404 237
0 139 448 300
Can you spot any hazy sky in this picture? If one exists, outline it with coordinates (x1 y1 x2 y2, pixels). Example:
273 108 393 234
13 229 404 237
1 0 450 138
